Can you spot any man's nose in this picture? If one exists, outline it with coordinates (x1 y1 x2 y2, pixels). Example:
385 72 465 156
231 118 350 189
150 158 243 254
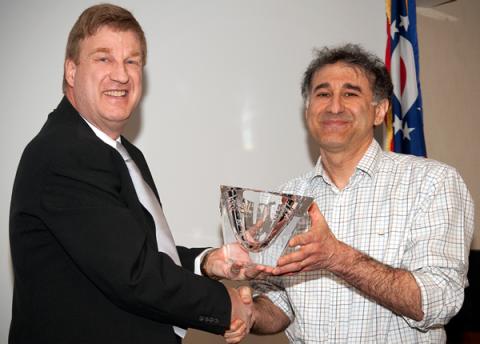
326 94 344 114
109 62 129 83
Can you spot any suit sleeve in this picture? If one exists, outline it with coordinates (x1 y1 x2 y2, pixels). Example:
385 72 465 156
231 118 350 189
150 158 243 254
37 147 231 333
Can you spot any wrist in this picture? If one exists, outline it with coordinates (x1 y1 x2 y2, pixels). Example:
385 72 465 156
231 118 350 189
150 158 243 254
326 240 354 274
250 299 259 332
200 248 221 280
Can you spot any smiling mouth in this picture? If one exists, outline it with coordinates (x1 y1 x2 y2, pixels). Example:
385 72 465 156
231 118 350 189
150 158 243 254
104 90 127 97
323 120 349 125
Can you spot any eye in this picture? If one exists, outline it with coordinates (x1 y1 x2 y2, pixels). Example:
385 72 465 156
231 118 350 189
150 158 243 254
344 92 358 97
315 92 331 98
126 58 142 66
95 56 109 63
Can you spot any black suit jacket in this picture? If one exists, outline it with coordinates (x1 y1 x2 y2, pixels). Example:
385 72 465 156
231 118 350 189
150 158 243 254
9 97 230 343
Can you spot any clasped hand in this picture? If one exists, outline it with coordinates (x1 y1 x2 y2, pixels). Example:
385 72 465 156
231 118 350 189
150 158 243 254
225 286 254 344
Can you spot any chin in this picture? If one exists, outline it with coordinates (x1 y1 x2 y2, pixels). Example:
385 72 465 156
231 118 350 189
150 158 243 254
318 139 347 150
104 106 133 120
317 134 346 145
112 114 132 122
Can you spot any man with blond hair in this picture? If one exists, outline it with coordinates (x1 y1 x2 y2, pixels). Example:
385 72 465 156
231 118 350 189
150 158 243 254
9 4 254 343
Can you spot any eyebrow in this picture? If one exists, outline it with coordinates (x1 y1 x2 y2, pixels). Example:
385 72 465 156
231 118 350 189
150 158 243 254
128 52 142 59
88 48 142 59
88 48 111 57
311 82 363 93
344 83 362 93
312 82 330 93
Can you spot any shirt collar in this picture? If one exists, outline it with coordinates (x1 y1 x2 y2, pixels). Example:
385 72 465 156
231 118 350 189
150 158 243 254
80 116 122 148
356 139 382 178
312 139 382 183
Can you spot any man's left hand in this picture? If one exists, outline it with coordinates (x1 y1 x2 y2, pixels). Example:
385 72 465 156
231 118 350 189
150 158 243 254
272 202 340 275
202 243 273 280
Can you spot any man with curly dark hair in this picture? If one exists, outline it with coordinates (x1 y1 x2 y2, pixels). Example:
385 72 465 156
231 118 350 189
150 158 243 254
227 44 474 344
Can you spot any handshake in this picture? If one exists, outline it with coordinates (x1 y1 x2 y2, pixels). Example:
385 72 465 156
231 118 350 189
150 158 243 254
201 243 272 343
225 285 255 344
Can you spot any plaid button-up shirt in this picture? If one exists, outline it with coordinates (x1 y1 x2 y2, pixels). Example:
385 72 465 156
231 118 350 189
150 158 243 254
252 140 474 343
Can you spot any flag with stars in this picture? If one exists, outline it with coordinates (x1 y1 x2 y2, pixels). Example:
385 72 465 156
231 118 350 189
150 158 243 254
384 0 427 156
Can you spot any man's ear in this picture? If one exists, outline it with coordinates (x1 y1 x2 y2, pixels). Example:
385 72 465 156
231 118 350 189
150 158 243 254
64 59 77 88
304 99 310 120
373 99 389 126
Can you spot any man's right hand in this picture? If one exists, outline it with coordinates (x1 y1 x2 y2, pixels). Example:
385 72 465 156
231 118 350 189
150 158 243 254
225 286 254 343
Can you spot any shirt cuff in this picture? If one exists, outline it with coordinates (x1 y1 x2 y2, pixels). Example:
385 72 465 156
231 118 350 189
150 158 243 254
194 248 214 276
404 270 460 330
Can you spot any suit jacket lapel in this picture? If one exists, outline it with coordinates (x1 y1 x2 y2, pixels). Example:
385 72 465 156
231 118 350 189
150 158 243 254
57 97 160 250
118 138 162 251
120 137 163 207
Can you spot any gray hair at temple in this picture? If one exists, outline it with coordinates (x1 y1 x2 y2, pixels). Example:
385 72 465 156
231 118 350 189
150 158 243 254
301 44 393 105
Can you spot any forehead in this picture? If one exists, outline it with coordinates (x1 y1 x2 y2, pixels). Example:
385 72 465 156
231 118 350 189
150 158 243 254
312 62 372 89
79 26 141 53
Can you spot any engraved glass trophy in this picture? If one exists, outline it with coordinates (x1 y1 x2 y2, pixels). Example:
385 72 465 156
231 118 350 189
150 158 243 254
220 185 313 269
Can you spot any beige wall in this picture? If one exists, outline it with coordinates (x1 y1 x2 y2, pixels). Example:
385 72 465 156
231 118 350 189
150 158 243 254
417 0 480 249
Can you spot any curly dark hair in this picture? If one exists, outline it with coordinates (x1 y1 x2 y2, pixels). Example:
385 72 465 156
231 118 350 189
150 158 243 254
301 44 393 104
